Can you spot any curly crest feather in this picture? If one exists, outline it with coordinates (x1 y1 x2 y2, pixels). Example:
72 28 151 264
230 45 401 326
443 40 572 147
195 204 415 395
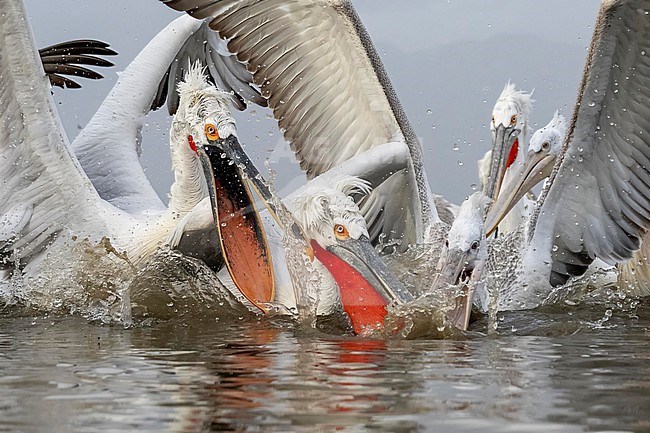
290 175 371 233
496 81 535 123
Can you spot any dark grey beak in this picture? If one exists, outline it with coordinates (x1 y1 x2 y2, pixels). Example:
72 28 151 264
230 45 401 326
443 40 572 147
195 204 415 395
431 247 479 331
208 135 309 243
484 125 520 200
329 236 413 304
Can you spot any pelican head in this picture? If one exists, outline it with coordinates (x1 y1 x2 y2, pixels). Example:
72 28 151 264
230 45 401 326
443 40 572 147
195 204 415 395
485 82 535 199
178 64 275 312
290 175 413 334
174 65 237 147
485 111 566 236
432 192 490 330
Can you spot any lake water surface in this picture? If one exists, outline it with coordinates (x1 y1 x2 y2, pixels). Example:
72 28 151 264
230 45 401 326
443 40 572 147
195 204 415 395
1 299 648 433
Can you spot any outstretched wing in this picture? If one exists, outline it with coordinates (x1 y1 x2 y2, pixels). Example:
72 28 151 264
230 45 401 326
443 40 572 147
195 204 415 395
160 0 409 176
158 0 437 242
1 0 107 263
534 0 650 286
151 21 263 114
39 39 117 89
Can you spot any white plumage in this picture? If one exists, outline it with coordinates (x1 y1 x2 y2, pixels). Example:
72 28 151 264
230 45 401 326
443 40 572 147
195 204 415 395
478 0 650 311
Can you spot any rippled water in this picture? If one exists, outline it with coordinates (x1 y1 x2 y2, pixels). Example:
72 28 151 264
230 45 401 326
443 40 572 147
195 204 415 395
1 297 648 433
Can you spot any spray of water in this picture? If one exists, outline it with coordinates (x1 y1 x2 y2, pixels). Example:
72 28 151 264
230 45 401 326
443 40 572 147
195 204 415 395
1 237 136 325
264 162 322 327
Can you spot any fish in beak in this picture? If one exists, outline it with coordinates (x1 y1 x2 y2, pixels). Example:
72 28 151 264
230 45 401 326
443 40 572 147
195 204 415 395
196 133 275 313
484 148 556 237
484 124 521 200
311 235 413 335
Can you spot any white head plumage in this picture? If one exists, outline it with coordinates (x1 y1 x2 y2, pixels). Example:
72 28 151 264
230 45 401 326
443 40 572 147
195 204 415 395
529 110 566 155
491 81 535 135
289 175 372 247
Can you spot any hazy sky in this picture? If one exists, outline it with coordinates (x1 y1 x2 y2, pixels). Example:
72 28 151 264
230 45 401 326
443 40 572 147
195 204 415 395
24 1 600 204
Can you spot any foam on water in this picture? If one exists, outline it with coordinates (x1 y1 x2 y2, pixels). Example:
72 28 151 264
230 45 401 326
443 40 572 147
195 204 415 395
2 188 646 340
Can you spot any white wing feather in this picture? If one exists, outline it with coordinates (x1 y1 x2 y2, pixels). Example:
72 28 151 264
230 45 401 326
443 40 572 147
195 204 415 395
533 0 650 286
0 0 108 261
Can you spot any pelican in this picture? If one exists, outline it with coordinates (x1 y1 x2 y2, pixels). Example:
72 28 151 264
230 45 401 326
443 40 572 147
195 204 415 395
479 82 536 234
484 111 568 229
0 2 280 315
154 0 483 328
474 0 650 311
256 172 415 335
430 192 490 329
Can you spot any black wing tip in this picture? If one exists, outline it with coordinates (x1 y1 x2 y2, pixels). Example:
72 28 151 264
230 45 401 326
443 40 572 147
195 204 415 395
41 38 118 90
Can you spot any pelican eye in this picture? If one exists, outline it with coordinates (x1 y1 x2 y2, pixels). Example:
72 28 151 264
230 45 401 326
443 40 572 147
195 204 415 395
470 241 479 251
542 141 550 150
510 114 517 126
491 115 495 124
334 224 349 240
205 123 220 140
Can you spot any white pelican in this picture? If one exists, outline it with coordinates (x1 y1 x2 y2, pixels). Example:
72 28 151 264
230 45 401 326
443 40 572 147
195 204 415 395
0 1 280 316
480 82 535 234
475 0 650 311
484 111 568 231
430 192 490 329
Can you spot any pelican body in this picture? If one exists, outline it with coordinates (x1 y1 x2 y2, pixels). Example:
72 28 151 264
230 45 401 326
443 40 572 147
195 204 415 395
476 0 650 310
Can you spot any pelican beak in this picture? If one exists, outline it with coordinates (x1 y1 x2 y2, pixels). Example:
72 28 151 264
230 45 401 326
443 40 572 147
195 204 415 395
484 149 556 237
311 236 413 335
484 125 520 199
431 247 478 330
197 135 275 313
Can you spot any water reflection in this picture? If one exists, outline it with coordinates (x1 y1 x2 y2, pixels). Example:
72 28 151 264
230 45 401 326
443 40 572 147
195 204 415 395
0 306 648 432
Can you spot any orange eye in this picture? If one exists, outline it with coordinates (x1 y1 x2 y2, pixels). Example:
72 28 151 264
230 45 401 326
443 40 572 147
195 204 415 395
510 114 517 126
333 224 349 240
205 123 220 140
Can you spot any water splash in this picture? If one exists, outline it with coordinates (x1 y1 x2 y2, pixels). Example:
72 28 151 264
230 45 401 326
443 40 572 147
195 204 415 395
1 237 136 325
264 162 322 327
380 225 468 339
